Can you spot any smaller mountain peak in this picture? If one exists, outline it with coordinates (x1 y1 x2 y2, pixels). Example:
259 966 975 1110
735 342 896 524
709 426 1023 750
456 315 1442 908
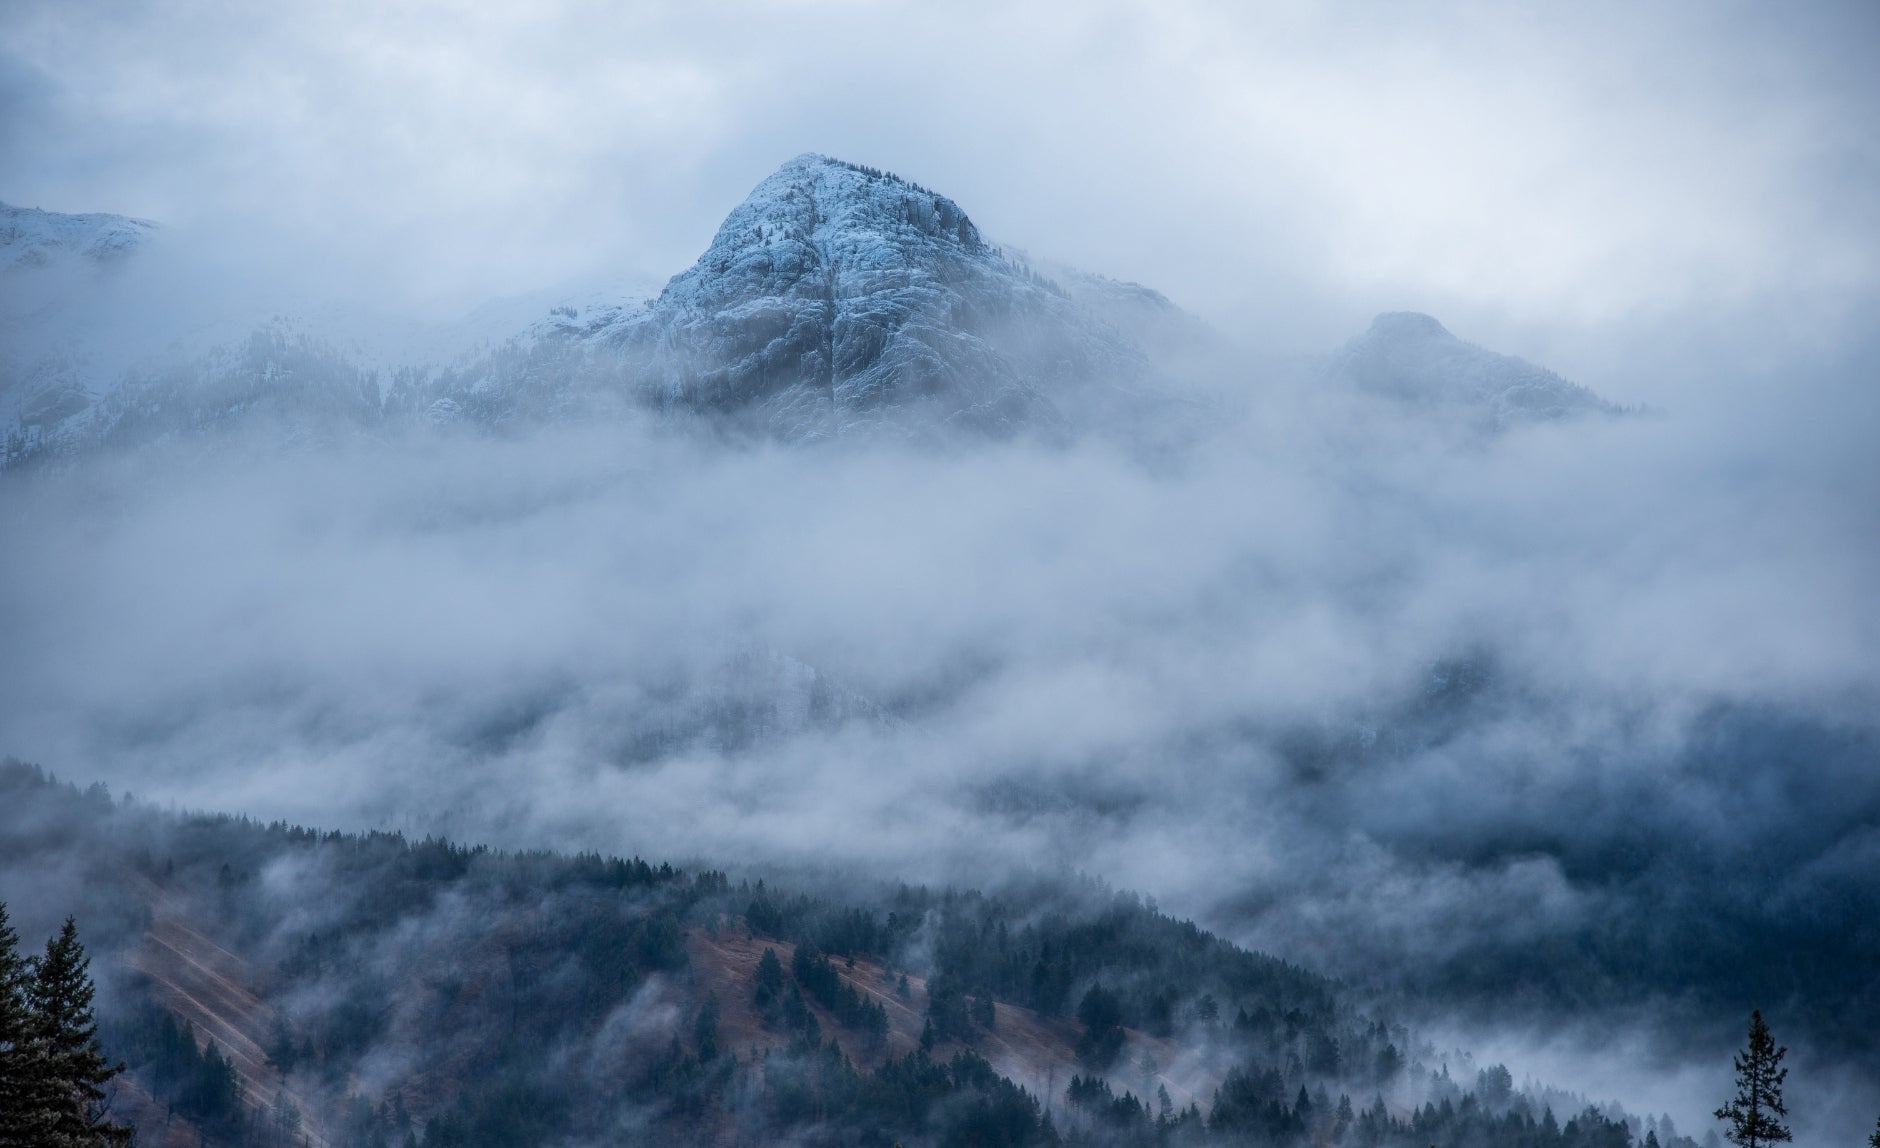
1333 311 1622 427
1369 311 1453 340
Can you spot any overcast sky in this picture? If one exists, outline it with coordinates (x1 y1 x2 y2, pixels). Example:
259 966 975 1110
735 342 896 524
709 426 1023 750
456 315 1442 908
3 0 1877 396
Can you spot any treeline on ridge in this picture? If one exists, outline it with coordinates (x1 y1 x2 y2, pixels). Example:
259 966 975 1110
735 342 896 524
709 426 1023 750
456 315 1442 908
0 759 1698 1148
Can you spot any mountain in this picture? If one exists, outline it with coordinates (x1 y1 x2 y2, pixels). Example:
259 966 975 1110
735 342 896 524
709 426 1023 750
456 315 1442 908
0 201 157 272
593 154 1152 439
1329 311 1622 429
429 154 1162 441
3 157 1182 466
3 161 1631 469
0 204 164 462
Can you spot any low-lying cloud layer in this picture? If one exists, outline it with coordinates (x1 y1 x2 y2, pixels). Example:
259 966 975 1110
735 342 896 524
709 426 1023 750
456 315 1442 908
2 319 1875 1135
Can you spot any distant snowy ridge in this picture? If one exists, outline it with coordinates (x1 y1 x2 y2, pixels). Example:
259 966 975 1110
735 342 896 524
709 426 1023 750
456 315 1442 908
1329 311 1623 428
0 202 157 272
4 158 1631 470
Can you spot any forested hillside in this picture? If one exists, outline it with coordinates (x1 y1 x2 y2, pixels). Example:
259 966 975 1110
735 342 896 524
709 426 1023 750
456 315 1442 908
0 761 1683 1148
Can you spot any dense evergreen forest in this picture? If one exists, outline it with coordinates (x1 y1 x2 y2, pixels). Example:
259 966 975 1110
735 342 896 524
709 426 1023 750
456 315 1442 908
0 761 1694 1148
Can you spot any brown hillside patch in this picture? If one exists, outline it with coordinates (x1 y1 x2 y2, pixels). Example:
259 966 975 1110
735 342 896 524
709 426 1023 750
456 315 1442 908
122 895 1234 1141
124 883 326 1146
683 921 1226 1116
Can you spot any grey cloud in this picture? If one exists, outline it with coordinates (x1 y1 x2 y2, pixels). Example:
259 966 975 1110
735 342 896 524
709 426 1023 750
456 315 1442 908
2 332 1875 1140
2 1 1876 377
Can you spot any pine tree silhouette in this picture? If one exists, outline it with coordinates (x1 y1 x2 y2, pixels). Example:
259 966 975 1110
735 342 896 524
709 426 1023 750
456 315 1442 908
0 903 37 1146
25 918 133 1147
1714 1009 1791 1148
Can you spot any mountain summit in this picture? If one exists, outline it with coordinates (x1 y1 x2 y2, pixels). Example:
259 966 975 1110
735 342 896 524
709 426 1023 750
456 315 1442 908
588 154 1150 439
1329 311 1621 428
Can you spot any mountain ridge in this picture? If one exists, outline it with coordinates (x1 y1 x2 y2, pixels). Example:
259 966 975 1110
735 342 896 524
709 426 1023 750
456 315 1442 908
0 201 159 272
3 157 1626 469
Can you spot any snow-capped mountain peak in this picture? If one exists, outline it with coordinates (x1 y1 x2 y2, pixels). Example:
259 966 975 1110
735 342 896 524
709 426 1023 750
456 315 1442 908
581 154 1149 440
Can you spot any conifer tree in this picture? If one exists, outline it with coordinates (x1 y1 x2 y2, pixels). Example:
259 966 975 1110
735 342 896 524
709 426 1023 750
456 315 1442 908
26 918 132 1147
695 992 720 1062
1866 1112 1879 1148
0 903 36 1146
1715 1009 1791 1148
755 947 784 1005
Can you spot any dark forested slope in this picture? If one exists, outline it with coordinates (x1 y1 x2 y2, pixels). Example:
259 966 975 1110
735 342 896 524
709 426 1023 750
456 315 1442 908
0 761 1677 1148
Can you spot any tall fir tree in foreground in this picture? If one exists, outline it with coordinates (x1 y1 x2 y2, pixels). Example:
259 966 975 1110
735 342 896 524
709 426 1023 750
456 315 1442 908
1867 1112 1880 1148
0 903 37 1146
1714 1009 1791 1148
17 915 133 1148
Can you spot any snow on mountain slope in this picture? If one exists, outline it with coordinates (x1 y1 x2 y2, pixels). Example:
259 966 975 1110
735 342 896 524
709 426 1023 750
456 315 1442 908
582 154 1151 440
4 162 1631 470
1026 255 1209 360
0 202 158 272
1328 311 1623 429
1 205 163 463
0 159 1263 463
